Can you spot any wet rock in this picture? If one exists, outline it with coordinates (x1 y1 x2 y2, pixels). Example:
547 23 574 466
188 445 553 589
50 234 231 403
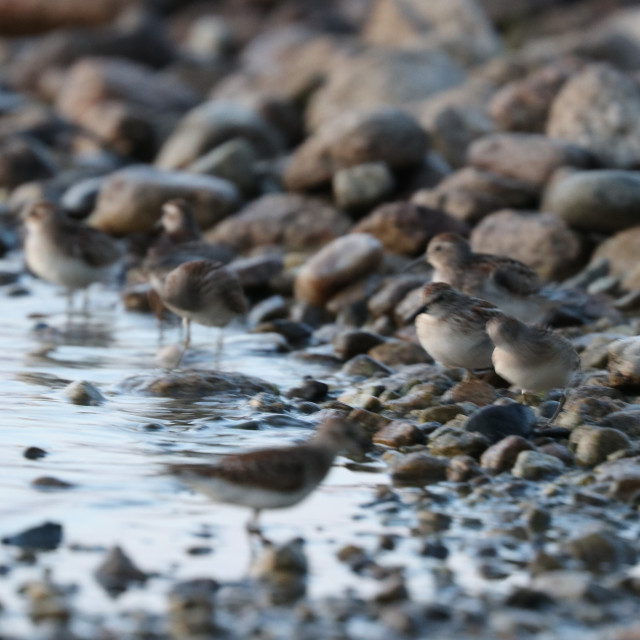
20 571 71 624
373 573 409 605
600 410 640 437
531 571 610 603
117 371 275 399
512 450 564 480
573 427 632 467
24 446 47 460
368 276 427 318
87 165 240 235
94 545 147 595
207 193 350 253
0 135 55 188
252 320 311 345
373 421 426 448
468 134 593 191
390 452 449 485
62 380 104 406
593 227 640 291
445 379 495 406
156 100 282 170
341 354 392 379
538 442 574 466
470 209 585 281
608 337 640 390
547 63 640 169
295 234 383 307
333 162 395 212
252 538 307 605
369 341 432 367
285 107 429 191
543 170 640 234
363 0 500 65
248 392 289 413
489 58 582 132
352 202 468 256
61 176 104 218
285 377 328 403
467 403 536 444
428 426 489 458
348 408 392 435
332 330 386 361
415 404 465 424
168 579 218 640
247 295 288 326
447 454 482 482
525 506 552 535
306 49 465 131
188 137 258 194
557 385 625 428
412 167 537 224
2 521 62 550
31 477 74 490
565 529 637 573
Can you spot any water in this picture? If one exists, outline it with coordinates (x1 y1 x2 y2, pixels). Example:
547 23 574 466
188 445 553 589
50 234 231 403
0 262 408 636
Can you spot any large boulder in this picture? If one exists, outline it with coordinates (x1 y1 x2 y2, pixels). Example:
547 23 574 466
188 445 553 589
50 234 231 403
206 193 351 252
547 64 640 169
592 226 640 290
470 209 585 281
87 166 239 235
284 107 429 192
543 170 640 234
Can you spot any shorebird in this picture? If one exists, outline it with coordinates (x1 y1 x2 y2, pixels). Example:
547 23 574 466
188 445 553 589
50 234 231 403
414 282 504 379
410 233 548 322
23 200 122 312
149 258 247 366
168 412 369 536
146 199 236 266
486 315 580 422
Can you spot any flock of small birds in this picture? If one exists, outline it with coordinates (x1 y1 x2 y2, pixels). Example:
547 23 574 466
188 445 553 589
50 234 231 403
19 200 581 536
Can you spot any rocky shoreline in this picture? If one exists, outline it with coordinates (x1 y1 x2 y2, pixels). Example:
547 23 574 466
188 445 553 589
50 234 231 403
3 0 640 638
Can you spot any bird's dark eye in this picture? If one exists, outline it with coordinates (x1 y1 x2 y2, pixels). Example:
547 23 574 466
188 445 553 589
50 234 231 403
434 246 442 251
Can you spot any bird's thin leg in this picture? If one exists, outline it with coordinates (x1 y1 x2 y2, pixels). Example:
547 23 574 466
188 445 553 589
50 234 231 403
546 391 567 426
82 288 90 316
246 508 268 545
462 369 473 383
172 318 190 368
214 328 224 369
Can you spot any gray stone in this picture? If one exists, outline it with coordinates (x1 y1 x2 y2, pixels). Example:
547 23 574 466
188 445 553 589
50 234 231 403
608 337 640 389
63 380 105 406
480 435 534 472
391 452 449 485
543 170 640 234
512 450 564 480
573 427 631 467
95 546 147 594
467 403 536 444
428 426 489 458
333 162 395 211
564 529 637 573
547 63 640 169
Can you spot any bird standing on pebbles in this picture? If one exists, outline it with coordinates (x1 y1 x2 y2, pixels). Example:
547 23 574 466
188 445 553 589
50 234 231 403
23 200 122 313
149 258 247 366
168 412 369 537
486 315 580 421
423 233 549 322
413 282 504 379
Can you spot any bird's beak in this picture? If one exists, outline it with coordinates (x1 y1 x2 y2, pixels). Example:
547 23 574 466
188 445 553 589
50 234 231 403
401 255 427 273
408 302 429 322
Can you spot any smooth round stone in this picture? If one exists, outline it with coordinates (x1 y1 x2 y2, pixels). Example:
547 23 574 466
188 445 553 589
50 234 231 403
295 233 384 307
466 403 537 444
333 162 395 211
543 170 640 233
512 450 564 480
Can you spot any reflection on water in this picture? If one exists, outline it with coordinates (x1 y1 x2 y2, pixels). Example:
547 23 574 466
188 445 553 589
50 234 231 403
0 269 393 637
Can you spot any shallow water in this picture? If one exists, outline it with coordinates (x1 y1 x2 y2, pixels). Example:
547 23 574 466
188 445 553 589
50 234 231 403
0 260 408 636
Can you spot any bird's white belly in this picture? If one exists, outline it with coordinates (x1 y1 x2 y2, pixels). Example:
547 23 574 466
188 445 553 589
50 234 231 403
26 235 113 289
492 348 571 392
416 316 493 370
183 476 314 510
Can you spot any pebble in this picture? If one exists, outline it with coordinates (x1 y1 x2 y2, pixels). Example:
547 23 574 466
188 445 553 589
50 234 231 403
373 421 425 448
62 380 105 406
23 446 47 460
2 521 62 550
333 162 395 211
94 545 147 595
390 452 449 486
466 403 537 444
573 427 632 467
428 426 489 458
512 450 564 480
332 329 386 361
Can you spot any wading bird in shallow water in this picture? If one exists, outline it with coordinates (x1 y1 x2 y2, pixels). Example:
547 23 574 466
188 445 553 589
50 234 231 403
23 200 122 313
168 412 369 539
407 233 550 323
413 282 504 380
486 315 580 423
149 258 246 367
